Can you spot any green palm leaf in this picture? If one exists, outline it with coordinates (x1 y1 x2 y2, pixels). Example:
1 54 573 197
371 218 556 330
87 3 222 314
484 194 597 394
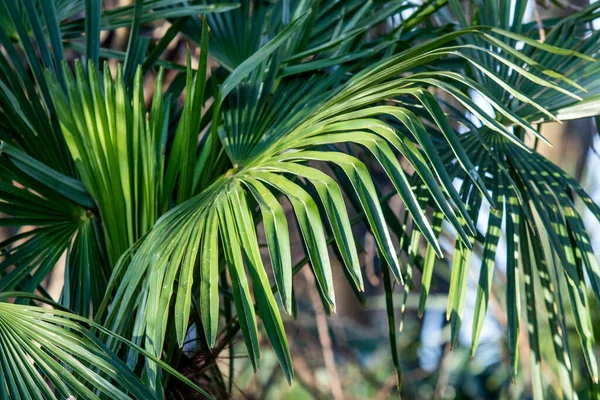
0 300 210 399
2 0 600 397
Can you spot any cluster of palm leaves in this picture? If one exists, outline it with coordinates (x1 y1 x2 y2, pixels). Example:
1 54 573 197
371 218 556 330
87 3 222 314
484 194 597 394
1 0 600 398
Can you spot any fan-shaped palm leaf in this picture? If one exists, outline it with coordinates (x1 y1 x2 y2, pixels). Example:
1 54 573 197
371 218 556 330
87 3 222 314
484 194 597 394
0 300 210 399
66 12 586 391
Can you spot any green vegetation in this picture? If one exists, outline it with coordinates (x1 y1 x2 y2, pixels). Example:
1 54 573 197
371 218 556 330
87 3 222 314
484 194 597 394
1 0 600 398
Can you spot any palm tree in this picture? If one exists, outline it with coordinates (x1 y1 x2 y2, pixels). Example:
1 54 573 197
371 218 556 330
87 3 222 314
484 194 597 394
1 0 600 398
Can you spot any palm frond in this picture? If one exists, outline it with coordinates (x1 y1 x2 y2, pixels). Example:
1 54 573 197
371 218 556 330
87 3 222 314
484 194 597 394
447 0 600 121
84 13 590 388
0 299 211 398
1 0 600 397
432 130 600 386
0 143 108 316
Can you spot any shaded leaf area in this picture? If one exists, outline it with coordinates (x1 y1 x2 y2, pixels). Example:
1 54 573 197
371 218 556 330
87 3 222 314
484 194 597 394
182 0 420 72
406 3 600 393
0 143 109 318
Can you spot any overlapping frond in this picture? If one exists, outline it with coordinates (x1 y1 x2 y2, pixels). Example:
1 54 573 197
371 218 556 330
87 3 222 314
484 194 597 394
0 142 108 317
418 128 600 394
447 0 600 121
0 0 235 177
396 3 600 392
